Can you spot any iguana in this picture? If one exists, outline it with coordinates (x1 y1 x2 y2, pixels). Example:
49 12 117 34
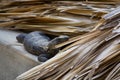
16 31 69 62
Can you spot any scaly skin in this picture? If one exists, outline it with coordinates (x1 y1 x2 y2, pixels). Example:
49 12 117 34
16 31 69 62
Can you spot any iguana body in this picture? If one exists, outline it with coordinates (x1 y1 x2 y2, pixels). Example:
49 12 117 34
16 31 69 62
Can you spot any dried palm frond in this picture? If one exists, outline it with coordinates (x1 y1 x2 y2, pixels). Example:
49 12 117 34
15 6 120 80
105 63 120 80
0 0 119 36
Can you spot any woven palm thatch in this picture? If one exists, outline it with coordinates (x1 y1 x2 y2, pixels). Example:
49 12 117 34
16 6 120 80
0 0 120 80
0 0 119 36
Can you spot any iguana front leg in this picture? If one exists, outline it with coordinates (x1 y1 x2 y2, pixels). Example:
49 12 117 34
47 35 69 54
38 35 69 62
